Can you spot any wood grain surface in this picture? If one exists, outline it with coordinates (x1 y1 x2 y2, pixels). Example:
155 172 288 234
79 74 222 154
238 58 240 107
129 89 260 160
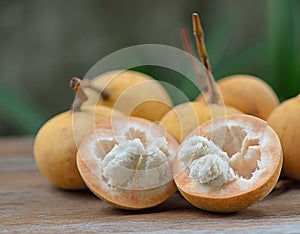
0 137 300 233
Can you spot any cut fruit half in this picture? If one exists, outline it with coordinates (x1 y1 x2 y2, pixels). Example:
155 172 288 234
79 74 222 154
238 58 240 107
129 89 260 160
77 117 178 210
174 114 283 213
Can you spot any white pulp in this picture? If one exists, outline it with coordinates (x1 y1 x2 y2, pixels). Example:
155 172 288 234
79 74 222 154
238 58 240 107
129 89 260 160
99 126 172 190
178 136 235 188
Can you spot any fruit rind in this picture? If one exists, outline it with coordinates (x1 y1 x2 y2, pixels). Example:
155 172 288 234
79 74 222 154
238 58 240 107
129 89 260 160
34 105 123 190
77 117 178 209
160 102 242 143
83 70 173 121
268 95 300 181
197 75 279 120
174 114 283 212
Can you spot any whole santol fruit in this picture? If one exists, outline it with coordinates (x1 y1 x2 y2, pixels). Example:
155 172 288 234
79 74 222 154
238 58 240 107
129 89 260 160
77 117 178 210
160 102 241 143
174 114 283 212
197 74 279 120
83 70 172 122
160 13 241 143
34 78 124 189
268 94 300 181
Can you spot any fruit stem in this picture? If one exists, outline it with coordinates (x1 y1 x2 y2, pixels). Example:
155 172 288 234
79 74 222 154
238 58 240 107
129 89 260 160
181 28 209 92
70 77 88 111
192 13 211 73
82 80 111 100
69 77 110 111
192 13 221 105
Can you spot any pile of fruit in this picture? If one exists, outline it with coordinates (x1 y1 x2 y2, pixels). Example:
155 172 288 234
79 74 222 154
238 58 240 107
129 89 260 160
33 14 299 213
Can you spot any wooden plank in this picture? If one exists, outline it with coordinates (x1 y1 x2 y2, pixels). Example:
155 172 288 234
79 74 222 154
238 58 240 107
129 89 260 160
1 139 300 233
0 136 34 156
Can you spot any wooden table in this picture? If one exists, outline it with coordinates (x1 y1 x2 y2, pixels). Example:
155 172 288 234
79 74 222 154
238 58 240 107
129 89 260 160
1 136 300 233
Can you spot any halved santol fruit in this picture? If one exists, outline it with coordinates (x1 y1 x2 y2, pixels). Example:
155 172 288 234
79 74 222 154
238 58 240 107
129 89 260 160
77 117 178 210
174 114 283 213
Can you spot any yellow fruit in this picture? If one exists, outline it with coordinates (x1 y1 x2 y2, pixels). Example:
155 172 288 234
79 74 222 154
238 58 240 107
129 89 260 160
160 102 241 143
268 94 300 181
34 104 124 190
83 70 172 121
197 75 279 120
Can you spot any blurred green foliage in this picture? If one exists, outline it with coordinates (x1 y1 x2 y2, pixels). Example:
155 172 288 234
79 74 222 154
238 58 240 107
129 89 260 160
0 0 299 135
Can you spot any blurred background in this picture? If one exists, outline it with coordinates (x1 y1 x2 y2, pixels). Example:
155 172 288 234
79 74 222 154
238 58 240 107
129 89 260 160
0 0 299 136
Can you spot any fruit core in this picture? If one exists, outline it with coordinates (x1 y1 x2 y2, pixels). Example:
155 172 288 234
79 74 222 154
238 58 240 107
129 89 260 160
178 125 262 189
95 124 173 190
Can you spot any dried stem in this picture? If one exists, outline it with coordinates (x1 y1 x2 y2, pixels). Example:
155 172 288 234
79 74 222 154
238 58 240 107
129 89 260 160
192 13 211 73
69 77 110 111
192 13 221 105
82 81 110 100
180 29 208 92
70 77 88 111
